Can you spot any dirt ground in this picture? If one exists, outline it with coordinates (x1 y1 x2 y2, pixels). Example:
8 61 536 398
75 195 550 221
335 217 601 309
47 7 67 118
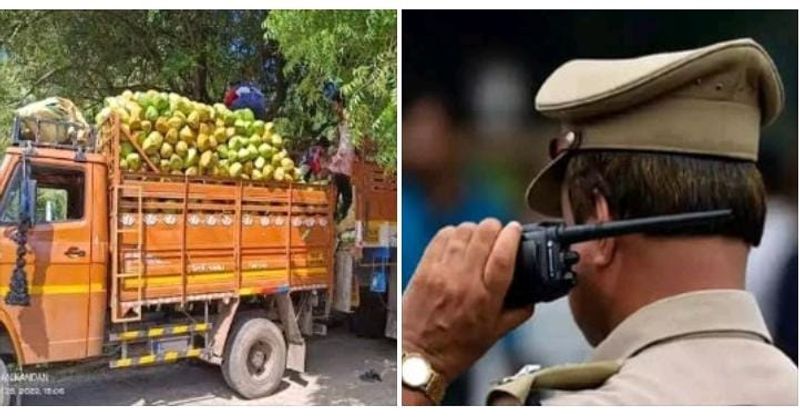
22 326 397 406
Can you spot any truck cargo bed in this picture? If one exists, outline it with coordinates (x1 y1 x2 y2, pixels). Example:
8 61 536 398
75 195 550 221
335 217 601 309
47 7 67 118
106 120 335 322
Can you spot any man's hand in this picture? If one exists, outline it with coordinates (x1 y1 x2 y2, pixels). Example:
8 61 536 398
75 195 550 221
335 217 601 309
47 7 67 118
402 219 535 400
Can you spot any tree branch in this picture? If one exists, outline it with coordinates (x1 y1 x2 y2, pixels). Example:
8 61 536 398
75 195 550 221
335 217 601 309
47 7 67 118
1 10 51 44
7 65 70 106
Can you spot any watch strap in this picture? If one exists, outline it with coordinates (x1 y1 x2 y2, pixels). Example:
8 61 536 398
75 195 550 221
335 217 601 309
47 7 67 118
423 369 447 404
402 352 447 404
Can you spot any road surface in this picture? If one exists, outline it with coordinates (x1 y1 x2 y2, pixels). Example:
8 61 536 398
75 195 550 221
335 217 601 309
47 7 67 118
22 326 396 406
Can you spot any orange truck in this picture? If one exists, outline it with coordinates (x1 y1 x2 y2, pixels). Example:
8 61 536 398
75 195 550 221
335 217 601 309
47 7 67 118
353 160 397 339
338 160 397 338
0 116 337 404
352 159 397 250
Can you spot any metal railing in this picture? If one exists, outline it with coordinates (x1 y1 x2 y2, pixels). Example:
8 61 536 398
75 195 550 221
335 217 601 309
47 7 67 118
10 116 97 153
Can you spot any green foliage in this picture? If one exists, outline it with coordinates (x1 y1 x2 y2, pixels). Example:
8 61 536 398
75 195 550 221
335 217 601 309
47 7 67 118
36 188 67 222
0 10 399 171
0 10 269 153
0 57 24 154
264 10 397 171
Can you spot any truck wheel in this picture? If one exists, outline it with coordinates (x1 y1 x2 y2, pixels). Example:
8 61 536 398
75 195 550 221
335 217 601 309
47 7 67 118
221 316 287 399
1 357 11 406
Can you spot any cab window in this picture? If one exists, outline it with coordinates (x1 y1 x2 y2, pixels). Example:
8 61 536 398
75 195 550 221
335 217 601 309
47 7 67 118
0 163 85 224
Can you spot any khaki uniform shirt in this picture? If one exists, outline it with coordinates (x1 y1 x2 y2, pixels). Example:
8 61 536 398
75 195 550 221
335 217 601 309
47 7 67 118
545 290 798 405
490 290 798 405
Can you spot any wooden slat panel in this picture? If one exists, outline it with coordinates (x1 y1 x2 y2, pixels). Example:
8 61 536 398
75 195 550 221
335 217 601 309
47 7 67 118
112 173 335 306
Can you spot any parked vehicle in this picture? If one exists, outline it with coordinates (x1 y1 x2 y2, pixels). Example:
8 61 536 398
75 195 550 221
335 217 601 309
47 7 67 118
331 159 397 339
0 116 337 404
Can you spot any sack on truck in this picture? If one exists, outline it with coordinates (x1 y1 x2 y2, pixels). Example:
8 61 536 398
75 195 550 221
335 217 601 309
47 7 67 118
14 97 90 144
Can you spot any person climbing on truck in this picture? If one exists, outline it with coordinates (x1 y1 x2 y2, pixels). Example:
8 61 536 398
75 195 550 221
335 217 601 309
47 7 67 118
323 82 355 222
224 81 267 121
299 136 332 184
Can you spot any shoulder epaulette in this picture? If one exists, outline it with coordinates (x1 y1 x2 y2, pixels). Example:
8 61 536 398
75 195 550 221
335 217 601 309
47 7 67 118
486 360 623 406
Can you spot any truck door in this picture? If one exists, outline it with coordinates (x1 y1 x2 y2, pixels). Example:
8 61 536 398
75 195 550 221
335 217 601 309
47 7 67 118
0 156 94 364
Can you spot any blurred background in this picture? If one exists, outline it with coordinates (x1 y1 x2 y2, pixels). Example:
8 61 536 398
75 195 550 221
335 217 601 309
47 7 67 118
402 10 798 405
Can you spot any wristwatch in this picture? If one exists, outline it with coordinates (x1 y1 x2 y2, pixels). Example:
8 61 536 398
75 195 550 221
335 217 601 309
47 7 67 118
401 352 447 404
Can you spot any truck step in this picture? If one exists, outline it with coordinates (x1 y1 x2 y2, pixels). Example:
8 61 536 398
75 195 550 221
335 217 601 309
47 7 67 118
109 347 203 369
109 323 211 342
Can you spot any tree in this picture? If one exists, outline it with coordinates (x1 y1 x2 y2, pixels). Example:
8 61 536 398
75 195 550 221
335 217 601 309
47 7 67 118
0 10 275 152
0 53 25 152
0 10 398 169
264 10 397 171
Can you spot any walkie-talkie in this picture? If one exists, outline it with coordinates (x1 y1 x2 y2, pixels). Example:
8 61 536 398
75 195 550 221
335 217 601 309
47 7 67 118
503 209 733 309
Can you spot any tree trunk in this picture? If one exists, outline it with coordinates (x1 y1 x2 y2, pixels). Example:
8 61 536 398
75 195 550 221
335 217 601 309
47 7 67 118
194 53 210 103
262 41 286 121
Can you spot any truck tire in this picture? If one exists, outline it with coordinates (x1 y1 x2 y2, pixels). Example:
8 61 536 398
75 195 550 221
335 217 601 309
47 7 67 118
1 357 10 406
221 316 287 399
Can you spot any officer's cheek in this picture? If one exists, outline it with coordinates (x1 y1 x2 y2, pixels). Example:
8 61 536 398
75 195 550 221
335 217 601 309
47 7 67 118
567 241 608 345
568 279 596 344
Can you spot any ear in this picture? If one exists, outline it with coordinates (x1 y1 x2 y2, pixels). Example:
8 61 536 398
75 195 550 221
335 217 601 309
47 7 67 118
591 190 616 266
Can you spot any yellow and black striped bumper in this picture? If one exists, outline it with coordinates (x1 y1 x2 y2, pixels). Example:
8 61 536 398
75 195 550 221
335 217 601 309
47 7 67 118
109 348 203 368
109 323 210 342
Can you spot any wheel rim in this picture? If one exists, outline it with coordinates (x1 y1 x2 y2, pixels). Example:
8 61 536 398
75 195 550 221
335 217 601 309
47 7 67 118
246 340 273 379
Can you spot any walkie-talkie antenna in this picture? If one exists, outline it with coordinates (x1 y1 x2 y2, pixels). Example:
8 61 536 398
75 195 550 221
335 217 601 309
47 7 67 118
556 209 733 244
507 208 736 308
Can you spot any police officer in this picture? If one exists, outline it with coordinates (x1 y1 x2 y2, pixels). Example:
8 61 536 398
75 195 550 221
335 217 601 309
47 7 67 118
401 38 799 405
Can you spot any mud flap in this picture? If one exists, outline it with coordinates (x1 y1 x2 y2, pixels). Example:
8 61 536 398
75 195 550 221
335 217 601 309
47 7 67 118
276 293 307 373
286 341 307 373
298 294 314 336
202 298 240 365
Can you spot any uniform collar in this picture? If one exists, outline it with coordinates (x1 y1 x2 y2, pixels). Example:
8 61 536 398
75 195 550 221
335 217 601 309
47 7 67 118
591 290 772 362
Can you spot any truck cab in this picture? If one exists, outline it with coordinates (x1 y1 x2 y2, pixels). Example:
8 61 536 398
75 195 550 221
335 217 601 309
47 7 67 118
0 132 109 367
